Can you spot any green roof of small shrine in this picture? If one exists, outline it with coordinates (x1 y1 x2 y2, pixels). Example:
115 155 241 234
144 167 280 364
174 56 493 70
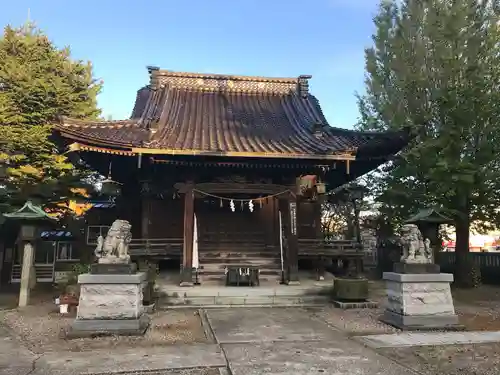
3 201 54 221
405 208 453 225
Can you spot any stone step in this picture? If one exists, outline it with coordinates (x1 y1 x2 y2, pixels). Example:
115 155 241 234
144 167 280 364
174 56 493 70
200 258 280 266
199 251 279 258
200 265 281 273
158 294 329 307
199 269 282 276
199 238 267 244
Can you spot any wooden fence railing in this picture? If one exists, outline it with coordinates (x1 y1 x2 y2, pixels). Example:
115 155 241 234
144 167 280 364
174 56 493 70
438 252 500 268
437 251 500 284
129 238 183 257
298 239 362 257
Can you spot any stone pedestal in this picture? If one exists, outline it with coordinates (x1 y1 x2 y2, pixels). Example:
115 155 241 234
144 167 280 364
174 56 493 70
66 272 150 338
380 272 463 331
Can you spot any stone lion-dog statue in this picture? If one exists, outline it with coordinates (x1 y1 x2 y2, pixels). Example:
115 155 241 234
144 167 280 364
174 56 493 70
94 219 132 264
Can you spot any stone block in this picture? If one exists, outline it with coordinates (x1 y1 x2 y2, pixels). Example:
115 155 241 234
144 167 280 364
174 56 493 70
243 296 275 305
77 283 144 320
78 272 147 284
66 314 150 338
380 309 464 331
90 262 137 274
185 296 217 305
333 277 369 301
393 262 440 274
215 296 247 305
382 272 453 283
76 272 146 321
381 272 460 330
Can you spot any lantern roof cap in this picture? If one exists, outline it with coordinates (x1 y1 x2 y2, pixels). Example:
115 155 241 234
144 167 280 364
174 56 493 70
3 200 55 221
405 208 453 225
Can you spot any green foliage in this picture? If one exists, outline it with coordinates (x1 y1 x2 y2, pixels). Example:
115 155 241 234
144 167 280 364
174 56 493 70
357 0 500 285
0 23 102 216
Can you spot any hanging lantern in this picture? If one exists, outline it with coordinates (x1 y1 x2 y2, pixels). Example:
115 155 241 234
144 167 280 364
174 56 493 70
248 200 254 212
220 199 223 207
100 161 121 197
230 200 235 212
100 178 122 197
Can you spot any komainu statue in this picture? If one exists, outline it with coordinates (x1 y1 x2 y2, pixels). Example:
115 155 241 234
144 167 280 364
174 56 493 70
400 224 432 264
94 219 132 264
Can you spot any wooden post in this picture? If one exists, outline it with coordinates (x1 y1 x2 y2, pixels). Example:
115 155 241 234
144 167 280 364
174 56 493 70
180 185 195 286
280 194 300 285
141 194 151 252
288 194 300 284
19 241 35 307
314 200 323 239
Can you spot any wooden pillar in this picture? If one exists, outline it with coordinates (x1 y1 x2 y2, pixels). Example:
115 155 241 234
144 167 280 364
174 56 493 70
280 193 300 285
141 197 150 239
19 242 36 307
313 200 323 239
180 185 194 286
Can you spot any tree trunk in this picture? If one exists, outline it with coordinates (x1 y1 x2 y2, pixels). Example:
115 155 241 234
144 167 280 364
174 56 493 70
453 200 480 288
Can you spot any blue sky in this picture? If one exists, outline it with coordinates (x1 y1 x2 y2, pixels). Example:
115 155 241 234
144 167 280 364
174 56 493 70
1 0 380 129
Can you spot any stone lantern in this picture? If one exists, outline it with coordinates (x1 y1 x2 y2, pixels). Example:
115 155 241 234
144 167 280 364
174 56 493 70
3 201 55 307
405 208 453 264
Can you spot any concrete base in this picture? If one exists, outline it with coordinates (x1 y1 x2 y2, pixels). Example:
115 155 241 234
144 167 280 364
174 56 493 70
393 262 440 274
381 272 461 331
380 309 464 331
90 262 137 275
65 314 151 338
68 272 150 338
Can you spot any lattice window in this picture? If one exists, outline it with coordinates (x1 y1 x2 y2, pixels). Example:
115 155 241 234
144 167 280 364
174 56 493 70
56 241 77 261
86 225 110 245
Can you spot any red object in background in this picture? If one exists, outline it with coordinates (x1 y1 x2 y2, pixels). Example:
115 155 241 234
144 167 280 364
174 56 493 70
444 240 456 248
59 294 79 307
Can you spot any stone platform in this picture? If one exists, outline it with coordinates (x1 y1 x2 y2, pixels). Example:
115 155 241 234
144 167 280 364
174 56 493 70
158 282 332 307
66 272 150 338
380 272 463 331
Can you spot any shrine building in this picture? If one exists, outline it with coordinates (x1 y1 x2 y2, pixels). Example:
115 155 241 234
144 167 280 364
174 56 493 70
49 67 409 286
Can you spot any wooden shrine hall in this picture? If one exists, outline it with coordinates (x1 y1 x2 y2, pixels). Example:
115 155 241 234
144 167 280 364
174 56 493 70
54 67 409 286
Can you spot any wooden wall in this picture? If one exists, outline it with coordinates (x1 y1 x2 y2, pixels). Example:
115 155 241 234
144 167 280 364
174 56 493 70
147 198 183 239
297 201 322 239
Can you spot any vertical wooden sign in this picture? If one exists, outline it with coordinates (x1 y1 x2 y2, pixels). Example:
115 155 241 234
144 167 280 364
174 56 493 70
289 202 297 236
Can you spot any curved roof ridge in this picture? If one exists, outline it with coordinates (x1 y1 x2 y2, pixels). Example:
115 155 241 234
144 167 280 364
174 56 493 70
153 69 310 84
58 116 138 127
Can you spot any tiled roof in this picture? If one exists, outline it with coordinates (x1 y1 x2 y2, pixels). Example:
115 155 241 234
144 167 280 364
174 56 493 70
55 69 409 160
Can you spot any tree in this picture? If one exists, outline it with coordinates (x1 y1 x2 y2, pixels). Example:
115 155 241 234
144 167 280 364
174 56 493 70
357 0 500 286
0 23 102 219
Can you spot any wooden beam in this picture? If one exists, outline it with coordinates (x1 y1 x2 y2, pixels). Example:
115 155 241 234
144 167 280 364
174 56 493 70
180 184 195 286
174 182 292 195
132 147 357 161
279 194 300 285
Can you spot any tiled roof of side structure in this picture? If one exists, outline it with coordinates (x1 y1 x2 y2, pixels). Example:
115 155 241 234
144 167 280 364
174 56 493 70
55 69 408 158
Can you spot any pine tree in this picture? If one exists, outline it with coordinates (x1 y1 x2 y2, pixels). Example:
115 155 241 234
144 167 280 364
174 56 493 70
357 0 500 287
0 23 102 220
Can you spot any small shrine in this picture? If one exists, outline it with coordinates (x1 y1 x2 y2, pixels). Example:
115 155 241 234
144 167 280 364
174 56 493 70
3 201 55 307
50 67 410 287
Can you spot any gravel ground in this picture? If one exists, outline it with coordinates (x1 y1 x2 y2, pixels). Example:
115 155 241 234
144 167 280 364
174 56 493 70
378 343 500 375
314 281 500 335
0 303 208 353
